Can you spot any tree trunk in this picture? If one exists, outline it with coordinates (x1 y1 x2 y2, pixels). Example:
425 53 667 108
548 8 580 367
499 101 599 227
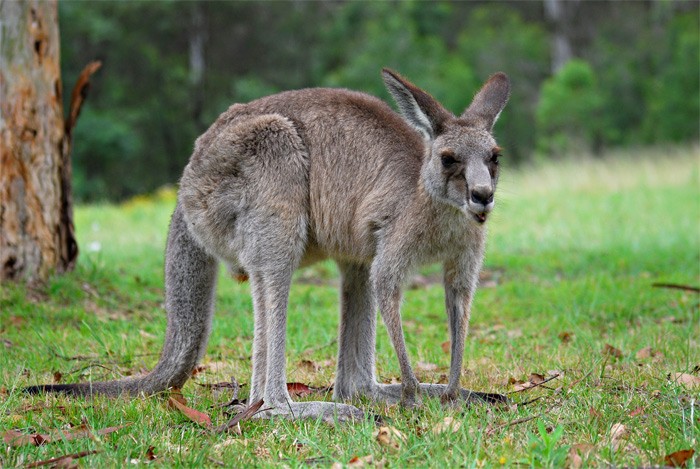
0 0 77 282
543 0 577 73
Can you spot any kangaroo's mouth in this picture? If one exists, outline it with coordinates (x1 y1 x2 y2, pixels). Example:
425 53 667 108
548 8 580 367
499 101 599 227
472 212 488 224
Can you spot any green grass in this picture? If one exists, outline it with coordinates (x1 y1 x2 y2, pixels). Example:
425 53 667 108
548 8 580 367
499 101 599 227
1 148 698 467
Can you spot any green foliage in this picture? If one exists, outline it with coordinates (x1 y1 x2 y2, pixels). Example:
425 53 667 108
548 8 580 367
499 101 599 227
526 422 569 468
536 60 604 156
643 11 700 143
57 1 699 201
456 6 550 162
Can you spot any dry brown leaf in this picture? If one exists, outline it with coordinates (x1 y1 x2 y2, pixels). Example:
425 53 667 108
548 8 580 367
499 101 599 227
348 455 374 467
507 328 522 339
558 331 573 343
145 446 157 461
609 423 627 450
669 372 700 389
287 382 321 397
432 416 462 435
374 426 405 450
139 329 156 340
168 397 212 428
416 361 438 372
441 341 450 354
602 344 623 359
529 373 546 384
3 425 125 447
513 380 533 392
664 448 695 467
52 371 62 383
628 407 644 417
567 443 594 469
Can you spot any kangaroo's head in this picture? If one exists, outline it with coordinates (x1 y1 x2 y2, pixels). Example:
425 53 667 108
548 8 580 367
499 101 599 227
382 69 510 224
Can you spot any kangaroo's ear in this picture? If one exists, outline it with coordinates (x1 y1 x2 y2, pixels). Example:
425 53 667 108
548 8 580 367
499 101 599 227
382 68 451 141
461 72 510 132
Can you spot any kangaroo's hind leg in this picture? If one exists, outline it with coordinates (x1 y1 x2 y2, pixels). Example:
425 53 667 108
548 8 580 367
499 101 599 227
186 113 363 423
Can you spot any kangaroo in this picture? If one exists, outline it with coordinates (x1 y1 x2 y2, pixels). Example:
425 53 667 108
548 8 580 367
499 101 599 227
26 69 510 423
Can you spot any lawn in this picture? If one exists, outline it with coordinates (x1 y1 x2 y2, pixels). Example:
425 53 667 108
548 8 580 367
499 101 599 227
1 147 698 467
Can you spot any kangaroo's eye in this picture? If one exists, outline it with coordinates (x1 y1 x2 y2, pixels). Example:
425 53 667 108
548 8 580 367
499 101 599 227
490 153 500 164
441 153 457 168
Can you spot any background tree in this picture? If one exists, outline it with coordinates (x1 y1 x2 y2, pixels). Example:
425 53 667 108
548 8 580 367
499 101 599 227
55 1 698 202
0 0 98 282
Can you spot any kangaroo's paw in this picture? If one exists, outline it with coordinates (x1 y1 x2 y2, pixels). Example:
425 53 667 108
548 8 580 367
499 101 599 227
254 401 365 425
365 383 508 406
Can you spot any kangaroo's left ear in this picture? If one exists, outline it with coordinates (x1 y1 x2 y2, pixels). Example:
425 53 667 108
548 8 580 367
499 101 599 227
461 73 510 132
382 68 452 141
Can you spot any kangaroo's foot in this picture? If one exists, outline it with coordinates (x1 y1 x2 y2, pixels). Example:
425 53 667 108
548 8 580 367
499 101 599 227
253 400 365 425
361 383 508 406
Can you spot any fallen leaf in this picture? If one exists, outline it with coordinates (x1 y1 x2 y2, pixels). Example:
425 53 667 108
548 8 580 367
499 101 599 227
628 407 644 417
507 328 522 339
373 426 405 450
53 371 62 383
348 455 374 467
139 329 156 340
609 423 627 450
287 382 320 397
168 389 187 406
168 397 212 428
664 448 695 467
669 373 700 389
558 331 573 343
3 425 125 447
529 373 545 384
602 344 623 359
432 416 461 434
441 341 450 354
589 407 603 419
567 443 594 469
416 361 438 372
145 446 157 461
513 380 533 392
635 346 653 359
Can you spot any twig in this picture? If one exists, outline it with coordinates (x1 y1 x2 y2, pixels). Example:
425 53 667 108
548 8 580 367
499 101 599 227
51 349 99 361
67 363 120 376
515 396 543 407
206 456 226 467
652 283 700 293
486 403 558 436
213 399 265 433
26 450 101 468
302 338 338 355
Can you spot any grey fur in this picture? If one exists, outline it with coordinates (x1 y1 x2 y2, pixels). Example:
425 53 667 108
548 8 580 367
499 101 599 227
26 69 510 423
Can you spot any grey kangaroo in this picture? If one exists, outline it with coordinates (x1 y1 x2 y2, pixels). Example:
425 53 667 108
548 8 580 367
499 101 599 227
27 69 510 423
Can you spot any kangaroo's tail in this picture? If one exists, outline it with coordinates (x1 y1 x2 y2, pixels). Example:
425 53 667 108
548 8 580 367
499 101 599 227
24 202 218 396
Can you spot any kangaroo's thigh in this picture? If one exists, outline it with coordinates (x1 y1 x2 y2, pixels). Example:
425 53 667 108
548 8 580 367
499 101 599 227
179 113 310 266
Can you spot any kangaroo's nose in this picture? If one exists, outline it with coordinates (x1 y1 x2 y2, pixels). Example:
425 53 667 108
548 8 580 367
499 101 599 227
470 186 494 206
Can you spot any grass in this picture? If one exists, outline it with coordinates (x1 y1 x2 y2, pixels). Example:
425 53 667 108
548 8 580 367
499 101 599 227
1 147 699 467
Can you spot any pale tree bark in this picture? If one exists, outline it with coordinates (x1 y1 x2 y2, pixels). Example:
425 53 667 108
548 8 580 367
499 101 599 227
543 0 578 73
0 0 98 282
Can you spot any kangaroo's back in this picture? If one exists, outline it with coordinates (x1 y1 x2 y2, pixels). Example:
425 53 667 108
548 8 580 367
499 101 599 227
193 87 427 263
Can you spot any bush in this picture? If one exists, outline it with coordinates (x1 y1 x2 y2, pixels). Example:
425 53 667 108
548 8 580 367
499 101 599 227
536 60 604 156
